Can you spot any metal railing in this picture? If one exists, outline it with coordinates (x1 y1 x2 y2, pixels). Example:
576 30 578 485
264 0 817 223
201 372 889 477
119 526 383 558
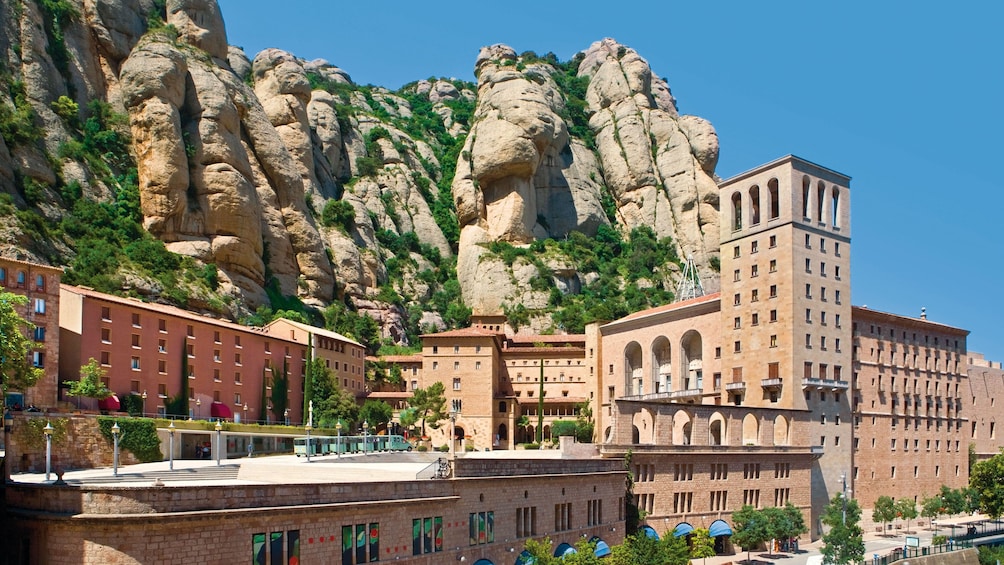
864 540 973 565
415 457 451 480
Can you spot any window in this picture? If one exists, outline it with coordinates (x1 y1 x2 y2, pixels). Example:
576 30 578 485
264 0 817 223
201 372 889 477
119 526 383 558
769 285 777 298
34 299 46 314
0 268 5 283
131 357 140 370
733 245 741 258
100 351 110 365
770 309 777 323
806 334 812 348
413 516 444 555
158 318 166 332
33 326 45 341
131 313 140 327
251 530 299 565
453 361 460 371
516 506 537 538
769 259 777 272
587 499 603 527
820 238 826 252
101 328 111 343
805 234 811 248
805 284 812 298
733 269 741 282
835 290 841 304
475 361 481 370
158 360 166 374
342 523 379 564
770 335 777 348
711 463 728 480
16 271 25 287
131 334 141 348
805 258 811 273
751 289 759 302
821 287 827 302
554 503 572 532
235 353 242 365
453 378 461 391
734 340 741 353
752 313 759 326
820 262 827 277
214 350 221 362
769 235 777 248
806 308 812 323
673 492 694 513
186 325 194 338
835 242 841 256
751 264 759 277
775 488 790 506
710 490 728 511
751 240 759 253
32 351 44 368
734 317 741 329
835 265 841 279
453 345 460 354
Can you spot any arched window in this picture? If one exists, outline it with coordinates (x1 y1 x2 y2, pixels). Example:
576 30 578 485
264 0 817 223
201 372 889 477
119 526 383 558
680 331 703 392
773 415 790 445
742 413 759 445
731 192 743 231
749 185 761 225
831 187 840 227
768 178 780 220
624 342 643 396
802 176 811 219
651 337 672 393
709 412 727 445
817 181 826 223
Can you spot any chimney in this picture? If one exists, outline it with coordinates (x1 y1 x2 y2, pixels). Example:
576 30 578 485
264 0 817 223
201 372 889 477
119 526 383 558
920 307 927 320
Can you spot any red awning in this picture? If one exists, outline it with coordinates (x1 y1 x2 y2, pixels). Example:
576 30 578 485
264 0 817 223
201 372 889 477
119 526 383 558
99 394 121 411
210 401 233 419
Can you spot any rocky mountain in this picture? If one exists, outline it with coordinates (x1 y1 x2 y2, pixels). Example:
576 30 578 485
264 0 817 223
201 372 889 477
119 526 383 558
0 0 721 348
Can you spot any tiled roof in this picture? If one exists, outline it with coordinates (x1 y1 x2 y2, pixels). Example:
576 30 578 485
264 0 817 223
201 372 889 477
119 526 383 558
420 327 501 338
618 292 721 322
265 317 364 347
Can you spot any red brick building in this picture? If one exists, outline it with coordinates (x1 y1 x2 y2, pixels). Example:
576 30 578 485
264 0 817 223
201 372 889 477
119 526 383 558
0 257 61 409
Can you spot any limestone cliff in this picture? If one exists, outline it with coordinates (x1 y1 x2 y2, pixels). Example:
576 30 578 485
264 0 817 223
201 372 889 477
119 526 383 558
0 0 720 345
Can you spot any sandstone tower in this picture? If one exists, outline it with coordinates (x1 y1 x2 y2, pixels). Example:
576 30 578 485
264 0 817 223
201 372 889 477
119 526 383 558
718 155 853 533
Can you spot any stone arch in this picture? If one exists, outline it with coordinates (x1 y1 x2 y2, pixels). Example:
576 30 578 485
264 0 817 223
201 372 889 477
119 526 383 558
680 330 704 392
768 178 780 220
773 414 790 445
603 426 613 443
632 425 640 444
633 409 655 444
497 423 508 447
731 191 742 230
742 413 759 445
709 411 727 445
749 185 761 225
816 181 826 224
673 409 693 445
542 425 551 441
625 342 644 396
801 176 811 219
651 336 672 393
831 187 841 228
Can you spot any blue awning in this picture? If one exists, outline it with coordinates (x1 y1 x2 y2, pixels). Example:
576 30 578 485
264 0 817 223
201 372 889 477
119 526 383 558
594 541 611 557
554 542 577 557
473 560 495 565
516 550 535 565
673 522 694 538
641 525 661 539
710 519 733 537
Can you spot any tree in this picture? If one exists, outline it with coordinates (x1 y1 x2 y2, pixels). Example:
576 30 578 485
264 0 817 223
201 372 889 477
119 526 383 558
895 498 918 533
820 493 864 565
306 358 358 428
409 382 446 436
782 502 809 540
610 532 689 565
359 399 393 429
940 485 968 515
872 496 897 534
921 495 942 529
575 400 594 442
399 408 419 436
269 360 289 424
971 449 1004 518
64 358 113 408
690 528 717 565
0 292 44 407
731 505 771 563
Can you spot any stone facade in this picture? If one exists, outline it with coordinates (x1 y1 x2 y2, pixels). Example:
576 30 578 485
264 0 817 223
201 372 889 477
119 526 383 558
3 457 627 564
967 352 1004 462
850 307 971 506
0 258 62 409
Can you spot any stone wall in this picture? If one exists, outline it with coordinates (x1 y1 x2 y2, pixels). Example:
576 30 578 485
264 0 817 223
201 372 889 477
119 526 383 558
5 414 139 475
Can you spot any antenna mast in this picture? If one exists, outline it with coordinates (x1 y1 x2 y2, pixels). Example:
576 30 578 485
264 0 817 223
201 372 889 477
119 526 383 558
675 254 705 302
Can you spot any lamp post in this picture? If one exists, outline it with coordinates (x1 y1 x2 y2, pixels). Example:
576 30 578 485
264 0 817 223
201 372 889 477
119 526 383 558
363 421 369 456
336 421 342 458
196 398 201 420
111 422 121 477
214 420 222 466
266 403 272 425
141 390 147 417
168 421 175 471
284 408 289 426
43 421 53 481
242 403 248 424
449 399 461 463
305 400 313 463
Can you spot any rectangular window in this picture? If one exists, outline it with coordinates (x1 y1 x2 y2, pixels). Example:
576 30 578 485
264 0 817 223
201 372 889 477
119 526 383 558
516 507 537 538
751 240 759 253
734 340 741 353
733 269 741 282
132 334 141 348
32 351 44 368
101 306 111 321
34 326 46 341
131 313 141 327
733 245 741 258
412 516 444 555
769 235 777 248
805 284 812 298
100 351 110 365
101 328 111 343
34 298 46 314
158 318 167 332
453 378 461 391
751 289 759 302
769 285 777 298
158 360 166 374
341 523 380 565
752 313 759 326
131 357 140 370
805 258 811 273
770 334 777 347
751 264 759 277
770 309 777 322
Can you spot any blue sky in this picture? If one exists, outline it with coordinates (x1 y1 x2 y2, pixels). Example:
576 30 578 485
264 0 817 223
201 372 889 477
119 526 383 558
217 1 1003 359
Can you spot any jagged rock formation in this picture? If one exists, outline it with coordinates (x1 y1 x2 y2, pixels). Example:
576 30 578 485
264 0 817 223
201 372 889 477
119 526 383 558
454 45 609 314
579 38 720 280
0 0 720 343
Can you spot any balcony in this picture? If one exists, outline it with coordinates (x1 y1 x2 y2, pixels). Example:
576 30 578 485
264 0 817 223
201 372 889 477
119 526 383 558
802 378 851 391
725 381 747 392
669 389 704 401
761 378 783 390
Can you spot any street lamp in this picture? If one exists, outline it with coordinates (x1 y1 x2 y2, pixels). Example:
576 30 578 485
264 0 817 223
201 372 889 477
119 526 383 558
168 421 175 470
305 420 313 463
336 421 342 458
196 398 201 420
363 421 370 456
242 403 248 424
284 408 290 426
111 422 121 477
214 420 222 466
449 399 461 463
841 473 847 525
141 390 147 417
266 403 272 425
43 421 53 481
